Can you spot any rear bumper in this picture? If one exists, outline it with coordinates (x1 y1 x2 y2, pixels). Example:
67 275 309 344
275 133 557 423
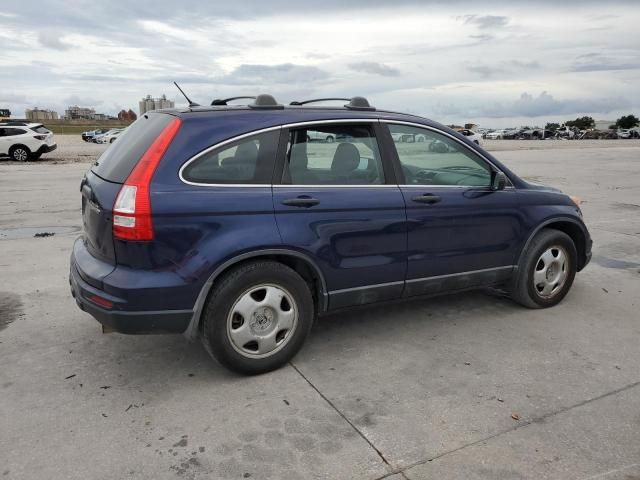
70 240 193 334
36 144 57 154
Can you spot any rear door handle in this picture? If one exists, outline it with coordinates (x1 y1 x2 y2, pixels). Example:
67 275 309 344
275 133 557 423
282 197 320 208
412 194 441 204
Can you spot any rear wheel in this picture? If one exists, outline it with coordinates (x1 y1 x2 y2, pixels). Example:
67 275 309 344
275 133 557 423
510 229 577 308
201 261 314 374
10 145 30 161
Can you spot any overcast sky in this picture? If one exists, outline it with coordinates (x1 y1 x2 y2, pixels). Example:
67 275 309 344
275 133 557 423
1 1 639 127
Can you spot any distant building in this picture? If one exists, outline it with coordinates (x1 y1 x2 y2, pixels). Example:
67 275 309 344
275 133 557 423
0 108 10 120
25 108 59 121
139 94 174 115
64 105 96 120
118 109 137 122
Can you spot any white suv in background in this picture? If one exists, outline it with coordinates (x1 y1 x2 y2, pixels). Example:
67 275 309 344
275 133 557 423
0 122 57 161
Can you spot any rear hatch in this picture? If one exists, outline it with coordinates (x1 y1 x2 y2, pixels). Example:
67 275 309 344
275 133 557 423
80 113 176 265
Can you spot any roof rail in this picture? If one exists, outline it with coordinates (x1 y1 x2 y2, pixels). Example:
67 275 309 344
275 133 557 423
248 94 284 110
0 121 28 126
289 96 375 111
290 97 351 106
211 96 256 106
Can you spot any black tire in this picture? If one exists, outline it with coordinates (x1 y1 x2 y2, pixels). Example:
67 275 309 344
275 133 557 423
201 261 314 374
9 145 30 161
325 135 334 143
110 138 116 143
510 229 577 308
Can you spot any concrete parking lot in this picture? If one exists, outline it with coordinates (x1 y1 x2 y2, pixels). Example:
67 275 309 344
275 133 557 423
1 137 639 479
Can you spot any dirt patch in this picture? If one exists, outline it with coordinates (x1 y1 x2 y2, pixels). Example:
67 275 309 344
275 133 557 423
0 292 23 331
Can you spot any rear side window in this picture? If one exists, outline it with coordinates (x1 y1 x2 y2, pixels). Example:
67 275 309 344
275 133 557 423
181 130 279 185
92 113 174 183
282 124 384 185
1 128 26 137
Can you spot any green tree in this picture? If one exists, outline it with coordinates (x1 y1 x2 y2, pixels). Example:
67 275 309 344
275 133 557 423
565 116 595 130
614 114 640 129
545 122 560 132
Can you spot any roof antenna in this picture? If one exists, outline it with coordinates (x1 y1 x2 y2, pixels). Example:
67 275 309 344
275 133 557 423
173 81 200 107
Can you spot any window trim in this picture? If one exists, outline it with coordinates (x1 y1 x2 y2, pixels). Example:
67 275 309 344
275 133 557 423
177 118 512 189
382 120 513 189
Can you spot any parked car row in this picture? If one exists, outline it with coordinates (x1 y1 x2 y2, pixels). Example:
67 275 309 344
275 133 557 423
81 128 126 144
483 126 639 140
0 121 57 161
392 128 483 145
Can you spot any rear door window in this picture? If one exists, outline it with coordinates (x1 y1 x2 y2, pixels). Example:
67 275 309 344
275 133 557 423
282 124 384 185
181 130 280 185
91 113 174 183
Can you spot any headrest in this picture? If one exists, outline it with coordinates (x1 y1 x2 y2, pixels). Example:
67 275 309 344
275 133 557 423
331 143 360 173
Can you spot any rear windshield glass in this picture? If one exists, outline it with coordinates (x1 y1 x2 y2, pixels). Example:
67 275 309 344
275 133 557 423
31 126 50 134
91 113 174 183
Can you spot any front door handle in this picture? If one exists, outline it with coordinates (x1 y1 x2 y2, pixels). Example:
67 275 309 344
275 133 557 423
412 194 441 204
282 196 320 208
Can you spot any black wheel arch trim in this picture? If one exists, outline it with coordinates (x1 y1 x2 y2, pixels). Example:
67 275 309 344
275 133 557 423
517 216 591 271
183 248 329 340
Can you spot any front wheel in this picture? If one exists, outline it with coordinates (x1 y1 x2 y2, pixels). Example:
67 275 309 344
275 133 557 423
510 229 577 308
325 135 334 143
201 261 314 374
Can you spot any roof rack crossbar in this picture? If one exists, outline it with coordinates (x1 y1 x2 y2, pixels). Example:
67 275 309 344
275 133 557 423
290 97 351 106
211 96 257 106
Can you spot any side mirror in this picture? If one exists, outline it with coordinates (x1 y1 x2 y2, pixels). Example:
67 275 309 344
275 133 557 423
491 171 507 191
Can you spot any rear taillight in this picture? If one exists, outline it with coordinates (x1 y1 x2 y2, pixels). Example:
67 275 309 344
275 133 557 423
113 117 181 241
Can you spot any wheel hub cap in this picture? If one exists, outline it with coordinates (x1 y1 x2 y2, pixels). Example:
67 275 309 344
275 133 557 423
250 307 275 333
533 245 569 298
227 284 298 358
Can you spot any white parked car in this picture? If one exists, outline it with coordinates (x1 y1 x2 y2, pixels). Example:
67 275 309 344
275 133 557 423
306 130 336 142
96 129 124 144
485 129 506 140
617 129 631 139
0 122 57 161
458 129 483 145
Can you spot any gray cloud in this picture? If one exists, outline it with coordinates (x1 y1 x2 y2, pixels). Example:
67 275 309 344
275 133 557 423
570 53 640 72
37 31 71 51
64 95 104 107
219 64 329 85
461 15 509 29
475 91 631 118
468 59 540 77
348 61 400 77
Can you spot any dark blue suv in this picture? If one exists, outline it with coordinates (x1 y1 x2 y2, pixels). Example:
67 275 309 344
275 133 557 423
70 95 592 374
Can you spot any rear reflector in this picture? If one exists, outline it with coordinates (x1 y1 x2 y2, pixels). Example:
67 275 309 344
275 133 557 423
113 117 182 241
87 294 114 309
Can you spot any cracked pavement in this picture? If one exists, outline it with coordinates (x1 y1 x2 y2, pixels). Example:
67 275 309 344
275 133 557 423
1 139 639 479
